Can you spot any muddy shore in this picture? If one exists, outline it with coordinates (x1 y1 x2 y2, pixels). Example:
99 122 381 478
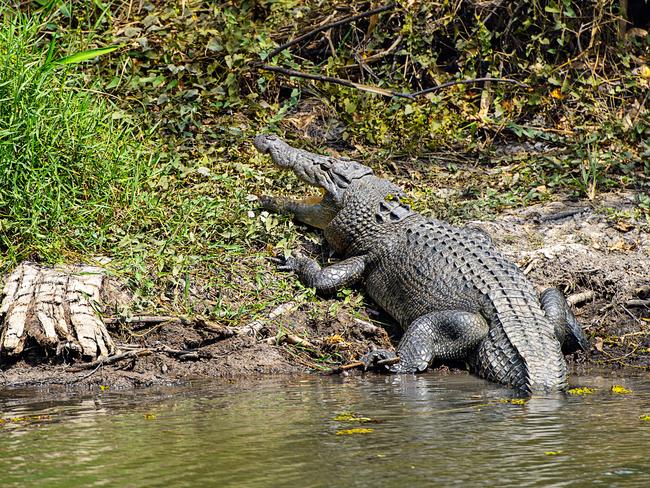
1 193 648 389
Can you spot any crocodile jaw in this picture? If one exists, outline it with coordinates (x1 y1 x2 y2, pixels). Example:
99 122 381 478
253 134 373 203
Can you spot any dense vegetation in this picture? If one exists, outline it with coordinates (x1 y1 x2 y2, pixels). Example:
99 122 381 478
0 1 648 324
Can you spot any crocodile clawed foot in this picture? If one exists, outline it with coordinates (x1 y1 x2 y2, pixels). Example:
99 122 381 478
360 349 428 373
360 349 398 372
257 195 281 213
267 254 302 273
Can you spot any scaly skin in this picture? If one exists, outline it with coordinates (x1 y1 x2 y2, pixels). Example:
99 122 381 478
253 135 588 393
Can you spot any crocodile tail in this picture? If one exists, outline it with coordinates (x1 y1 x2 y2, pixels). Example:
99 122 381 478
504 313 568 393
476 304 568 393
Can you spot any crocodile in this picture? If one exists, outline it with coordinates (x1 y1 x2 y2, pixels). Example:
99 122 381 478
253 134 588 393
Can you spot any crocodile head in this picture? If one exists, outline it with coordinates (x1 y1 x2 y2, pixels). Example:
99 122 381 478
253 135 374 205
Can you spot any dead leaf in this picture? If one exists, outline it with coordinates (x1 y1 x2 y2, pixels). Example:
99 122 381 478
324 334 345 345
639 65 650 80
608 240 635 252
613 222 634 232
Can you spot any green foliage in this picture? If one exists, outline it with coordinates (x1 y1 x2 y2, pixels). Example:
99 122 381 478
51 44 122 65
53 1 647 205
0 12 144 264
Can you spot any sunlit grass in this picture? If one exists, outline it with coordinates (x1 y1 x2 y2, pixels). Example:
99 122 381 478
0 12 148 265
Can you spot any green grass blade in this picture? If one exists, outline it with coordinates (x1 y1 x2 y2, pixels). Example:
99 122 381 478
43 36 56 67
53 45 121 65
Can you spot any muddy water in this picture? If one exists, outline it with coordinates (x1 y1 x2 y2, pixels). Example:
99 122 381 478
1 371 649 487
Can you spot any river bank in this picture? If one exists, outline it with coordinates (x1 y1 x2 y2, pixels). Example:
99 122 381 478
1 192 646 389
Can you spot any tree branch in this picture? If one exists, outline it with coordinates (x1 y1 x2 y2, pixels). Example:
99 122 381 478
258 64 528 99
266 3 398 60
405 77 528 97
259 64 410 97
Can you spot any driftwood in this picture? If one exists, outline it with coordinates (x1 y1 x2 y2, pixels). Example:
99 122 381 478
0 262 115 359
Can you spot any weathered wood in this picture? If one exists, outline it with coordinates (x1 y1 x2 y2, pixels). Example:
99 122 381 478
0 263 116 359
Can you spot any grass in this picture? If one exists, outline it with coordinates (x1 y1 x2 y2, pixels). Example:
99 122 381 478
0 12 147 265
0 9 321 325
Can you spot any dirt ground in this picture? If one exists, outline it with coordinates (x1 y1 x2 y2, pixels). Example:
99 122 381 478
0 192 647 389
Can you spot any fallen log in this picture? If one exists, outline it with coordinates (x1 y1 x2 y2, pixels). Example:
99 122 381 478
0 262 115 359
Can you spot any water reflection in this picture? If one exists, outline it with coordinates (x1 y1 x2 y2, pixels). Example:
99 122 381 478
0 371 649 488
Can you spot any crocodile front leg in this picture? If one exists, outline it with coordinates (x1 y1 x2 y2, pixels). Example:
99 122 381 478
278 254 367 295
362 310 489 373
259 195 337 230
540 287 589 354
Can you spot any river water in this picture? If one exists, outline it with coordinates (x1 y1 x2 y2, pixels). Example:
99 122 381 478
1 370 649 487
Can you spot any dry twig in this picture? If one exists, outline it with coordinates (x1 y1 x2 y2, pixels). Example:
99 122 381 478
239 301 297 337
266 332 315 349
353 318 385 336
329 356 400 374
567 290 596 307
103 315 180 325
